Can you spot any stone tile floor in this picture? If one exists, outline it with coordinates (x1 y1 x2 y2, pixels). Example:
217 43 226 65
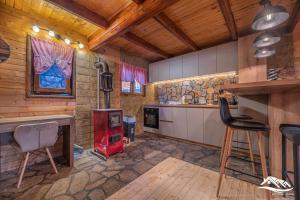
0 133 263 200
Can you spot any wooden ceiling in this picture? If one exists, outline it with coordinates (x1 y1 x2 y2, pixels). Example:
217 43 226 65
1 0 299 62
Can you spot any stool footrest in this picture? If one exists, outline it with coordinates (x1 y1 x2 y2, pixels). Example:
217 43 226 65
225 167 262 181
228 155 262 165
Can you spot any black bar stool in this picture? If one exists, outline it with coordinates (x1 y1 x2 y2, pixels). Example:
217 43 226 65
280 124 300 199
217 98 270 200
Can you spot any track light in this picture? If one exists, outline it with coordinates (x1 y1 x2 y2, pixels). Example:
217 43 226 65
32 25 40 33
48 30 55 37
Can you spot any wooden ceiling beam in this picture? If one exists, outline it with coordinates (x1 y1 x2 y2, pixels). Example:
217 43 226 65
154 13 198 51
286 0 300 33
132 0 145 4
217 0 238 40
46 0 109 29
122 32 170 59
88 0 179 51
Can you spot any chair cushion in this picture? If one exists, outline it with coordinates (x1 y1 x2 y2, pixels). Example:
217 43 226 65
280 124 300 144
229 120 270 132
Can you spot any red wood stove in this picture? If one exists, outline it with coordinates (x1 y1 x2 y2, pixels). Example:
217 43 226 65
93 109 124 159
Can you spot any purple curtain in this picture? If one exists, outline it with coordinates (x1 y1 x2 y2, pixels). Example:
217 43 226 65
31 37 74 78
120 62 147 85
120 63 134 82
134 66 147 85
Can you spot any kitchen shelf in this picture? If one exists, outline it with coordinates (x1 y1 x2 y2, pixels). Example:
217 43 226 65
144 104 238 109
221 79 300 95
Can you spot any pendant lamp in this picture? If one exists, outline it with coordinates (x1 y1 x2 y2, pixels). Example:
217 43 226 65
251 0 289 31
254 47 275 58
253 32 281 48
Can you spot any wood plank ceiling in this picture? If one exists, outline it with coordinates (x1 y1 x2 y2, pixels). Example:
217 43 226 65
1 0 298 62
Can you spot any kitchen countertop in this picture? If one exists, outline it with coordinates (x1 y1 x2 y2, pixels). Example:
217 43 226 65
144 104 238 109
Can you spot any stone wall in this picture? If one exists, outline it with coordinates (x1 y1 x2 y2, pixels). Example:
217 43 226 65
156 74 237 105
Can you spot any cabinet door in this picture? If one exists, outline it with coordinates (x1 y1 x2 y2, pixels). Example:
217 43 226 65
217 41 238 73
203 108 226 147
158 60 170 81
172 108 188 140
159 107 173 121
198 47 217 76
159 121 174 137
149 63 159 82
169 56 183 79
182 52 198 78
187 108 204 143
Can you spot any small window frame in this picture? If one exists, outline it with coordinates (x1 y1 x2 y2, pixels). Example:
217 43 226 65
26 35 76 98
121 80 145 96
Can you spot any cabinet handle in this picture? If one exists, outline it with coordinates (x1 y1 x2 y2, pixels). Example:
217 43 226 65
159 120 173 123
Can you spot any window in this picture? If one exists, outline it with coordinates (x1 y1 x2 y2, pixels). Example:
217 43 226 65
27 36 75 98
121 80 145 95
121 81 131 93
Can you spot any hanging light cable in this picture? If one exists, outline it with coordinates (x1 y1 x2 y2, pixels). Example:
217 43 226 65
251 0 289 31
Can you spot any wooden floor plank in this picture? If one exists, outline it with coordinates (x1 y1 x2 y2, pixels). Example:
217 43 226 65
107 157 293 200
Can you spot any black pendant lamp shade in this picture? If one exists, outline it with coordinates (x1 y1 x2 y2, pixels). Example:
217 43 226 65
254 47 275 58
253 32 281 48
251 0 289 31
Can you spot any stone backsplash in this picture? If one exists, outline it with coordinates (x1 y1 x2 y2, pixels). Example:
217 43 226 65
156 74 237 105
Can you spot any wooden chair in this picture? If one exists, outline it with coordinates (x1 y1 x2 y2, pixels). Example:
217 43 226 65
14 121 59 188
217 98 270 200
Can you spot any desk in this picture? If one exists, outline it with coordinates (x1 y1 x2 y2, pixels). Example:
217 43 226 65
0 115 75 168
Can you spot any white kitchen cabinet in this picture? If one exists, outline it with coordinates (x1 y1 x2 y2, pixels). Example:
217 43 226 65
159 121 174 137
216 41 238 73
169 56 183 79
187 108 204 143
198 47 217 76
159 107 173 121
149 63 159 82
158 60 170 81
182 52 198 78
203 108 226 147
172 108 188 140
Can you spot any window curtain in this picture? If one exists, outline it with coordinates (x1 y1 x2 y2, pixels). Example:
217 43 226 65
31 37 74 78
134 66 147 85
120 63 135 82
120 62 147 85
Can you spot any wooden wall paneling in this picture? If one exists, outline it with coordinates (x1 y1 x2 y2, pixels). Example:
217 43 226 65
74 0 132 22
1 0 99 37
45 0 109 28
217 0 238 40
131 18 189 57
88 0 180 51
238 33 266 69
238 64 267 83
153 13 198 51
286 0 300 33
121 32 170 59
110 37 159 61
163 0 231 49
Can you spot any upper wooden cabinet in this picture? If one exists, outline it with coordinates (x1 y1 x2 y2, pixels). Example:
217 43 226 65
198 46 217 76
158 60 170 81
182 52 198 78
217 41 238 73
169 56 183 79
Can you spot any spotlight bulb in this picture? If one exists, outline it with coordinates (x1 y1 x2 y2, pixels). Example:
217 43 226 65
64 38 71 44
78 43 84 49
32 25 40 33
48 30 55 37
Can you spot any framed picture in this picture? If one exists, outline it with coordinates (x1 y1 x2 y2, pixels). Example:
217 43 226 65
26 35 76 98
